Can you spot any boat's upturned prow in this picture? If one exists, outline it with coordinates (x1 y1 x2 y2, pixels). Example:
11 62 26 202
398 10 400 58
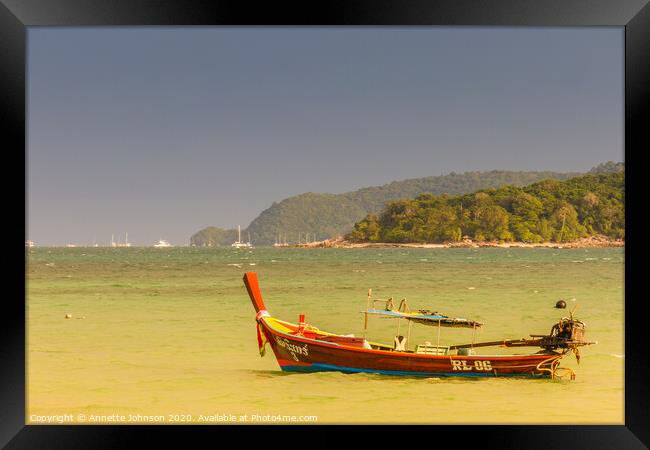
242 272 594 380
243 271 267 313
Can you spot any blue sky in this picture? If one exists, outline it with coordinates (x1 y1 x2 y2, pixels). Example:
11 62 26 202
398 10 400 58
27 27 623 246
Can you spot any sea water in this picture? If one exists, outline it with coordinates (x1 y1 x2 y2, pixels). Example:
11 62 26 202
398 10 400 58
26 247 624 424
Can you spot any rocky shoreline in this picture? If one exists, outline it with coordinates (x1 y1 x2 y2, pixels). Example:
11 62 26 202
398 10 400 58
288 235 624 249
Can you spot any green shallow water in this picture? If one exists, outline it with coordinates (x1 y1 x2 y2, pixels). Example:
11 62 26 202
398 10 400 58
26 247 624 424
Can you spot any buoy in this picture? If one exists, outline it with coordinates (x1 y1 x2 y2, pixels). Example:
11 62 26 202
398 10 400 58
65 314 72 319
555 300 567 309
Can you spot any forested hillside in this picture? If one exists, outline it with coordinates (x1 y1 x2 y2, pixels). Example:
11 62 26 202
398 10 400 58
347 171 624 244
243 170 581 245
190 227 238 247
190 163 622 246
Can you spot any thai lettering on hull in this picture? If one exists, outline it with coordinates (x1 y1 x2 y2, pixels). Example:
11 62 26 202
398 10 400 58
275 337 309 361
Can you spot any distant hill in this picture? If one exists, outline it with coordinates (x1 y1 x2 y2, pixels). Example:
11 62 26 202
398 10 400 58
193 167 619 246
190 227 238 247
244 170 592 245
347 170 624 243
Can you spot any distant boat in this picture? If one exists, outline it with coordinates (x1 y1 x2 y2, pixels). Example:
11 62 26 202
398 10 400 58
154 239 173 248
274 234 288 247
66 244 77 248
232 225 253 249
112 233 131 247
25 240 35 248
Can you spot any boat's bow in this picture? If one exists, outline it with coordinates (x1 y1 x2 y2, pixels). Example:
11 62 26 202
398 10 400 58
243 272 272 356
243 272 267 314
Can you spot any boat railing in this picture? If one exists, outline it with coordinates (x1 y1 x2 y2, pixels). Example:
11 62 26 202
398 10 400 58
415 343 450 355
369 297 409 312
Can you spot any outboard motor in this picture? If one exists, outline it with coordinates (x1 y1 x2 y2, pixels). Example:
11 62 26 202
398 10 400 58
540 316 595 364
549 317 587 346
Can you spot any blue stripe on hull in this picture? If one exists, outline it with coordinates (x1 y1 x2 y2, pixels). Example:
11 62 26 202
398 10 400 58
281 363 549 378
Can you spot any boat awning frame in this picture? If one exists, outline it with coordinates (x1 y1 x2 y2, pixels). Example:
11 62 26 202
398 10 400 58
362 309 483 328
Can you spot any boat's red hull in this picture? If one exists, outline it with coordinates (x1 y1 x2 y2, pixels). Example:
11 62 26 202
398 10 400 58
260 318 560 378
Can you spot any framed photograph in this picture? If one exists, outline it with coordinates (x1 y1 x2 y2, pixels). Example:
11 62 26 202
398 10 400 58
5 0 648 447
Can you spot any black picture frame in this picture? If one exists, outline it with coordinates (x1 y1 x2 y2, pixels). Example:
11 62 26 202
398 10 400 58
4 0 648 447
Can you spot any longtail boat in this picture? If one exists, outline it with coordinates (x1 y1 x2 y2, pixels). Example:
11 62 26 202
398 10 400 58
243 272 596 380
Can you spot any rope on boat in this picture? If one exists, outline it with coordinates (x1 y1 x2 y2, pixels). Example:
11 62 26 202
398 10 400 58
535 352 576 380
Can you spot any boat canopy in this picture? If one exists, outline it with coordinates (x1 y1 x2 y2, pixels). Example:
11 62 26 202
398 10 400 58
363 309 483 328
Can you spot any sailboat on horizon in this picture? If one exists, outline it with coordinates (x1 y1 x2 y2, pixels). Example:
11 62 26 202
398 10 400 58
232 225 253 249
274 233 288 247
112 233 131 248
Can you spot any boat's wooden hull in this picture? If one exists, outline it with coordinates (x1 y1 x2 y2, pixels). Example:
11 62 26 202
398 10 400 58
260 319 560 378
244 272 563 378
